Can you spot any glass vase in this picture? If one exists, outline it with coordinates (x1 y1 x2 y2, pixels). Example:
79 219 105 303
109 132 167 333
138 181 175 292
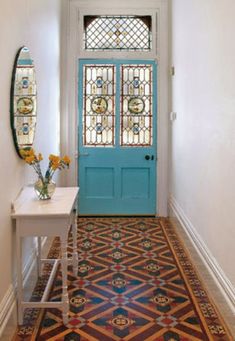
34 178 56 200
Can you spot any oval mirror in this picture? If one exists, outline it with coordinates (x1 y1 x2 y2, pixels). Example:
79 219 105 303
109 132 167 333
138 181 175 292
10 46 37 158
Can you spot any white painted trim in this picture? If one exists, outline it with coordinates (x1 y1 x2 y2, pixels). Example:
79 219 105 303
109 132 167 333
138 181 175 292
155 0 169 216
61 0 169 216
0 284 15 338
0 237 47 337
169 195 235 315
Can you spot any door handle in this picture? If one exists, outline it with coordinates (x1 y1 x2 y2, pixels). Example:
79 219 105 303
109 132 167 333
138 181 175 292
145 155 155 160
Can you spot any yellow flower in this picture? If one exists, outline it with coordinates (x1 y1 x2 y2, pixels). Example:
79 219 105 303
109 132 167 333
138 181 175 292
62 155 71 165
38 153 43 161
28 148 35 156
22 150 70 180
51 161 60 170
49 154 60 163
25 155 35 164
49 154 55 161
20 148 35 158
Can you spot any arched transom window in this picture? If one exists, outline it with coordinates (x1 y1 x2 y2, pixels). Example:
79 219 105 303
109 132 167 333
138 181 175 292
84 15 152 51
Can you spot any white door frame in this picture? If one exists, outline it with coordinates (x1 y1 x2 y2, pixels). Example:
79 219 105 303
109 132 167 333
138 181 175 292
60 0 169 216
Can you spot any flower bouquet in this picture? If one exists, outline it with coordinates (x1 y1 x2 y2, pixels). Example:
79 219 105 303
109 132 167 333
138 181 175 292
20 149 71 200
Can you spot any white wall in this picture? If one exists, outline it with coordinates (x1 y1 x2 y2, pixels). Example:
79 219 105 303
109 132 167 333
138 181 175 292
170 0 235 288
0 0 61 329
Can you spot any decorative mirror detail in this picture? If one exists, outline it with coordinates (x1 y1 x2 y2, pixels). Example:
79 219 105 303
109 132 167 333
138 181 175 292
10 46 37 157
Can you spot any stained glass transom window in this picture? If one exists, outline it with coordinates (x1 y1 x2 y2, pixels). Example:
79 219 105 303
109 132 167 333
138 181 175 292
121 65 153 146
84 16 152 51
83 65 115 146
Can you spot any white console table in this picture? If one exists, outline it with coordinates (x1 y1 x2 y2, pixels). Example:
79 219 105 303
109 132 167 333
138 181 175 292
11 186 79 325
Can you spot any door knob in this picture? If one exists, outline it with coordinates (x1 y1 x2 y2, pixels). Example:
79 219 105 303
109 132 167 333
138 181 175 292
145 155 150 160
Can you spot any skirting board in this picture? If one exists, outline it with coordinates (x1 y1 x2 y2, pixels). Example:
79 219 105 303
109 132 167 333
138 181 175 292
0 284 16 338
168 195 235 315
0 237 47 337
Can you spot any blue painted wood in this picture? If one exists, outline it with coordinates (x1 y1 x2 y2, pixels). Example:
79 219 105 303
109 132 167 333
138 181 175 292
78 59 157 215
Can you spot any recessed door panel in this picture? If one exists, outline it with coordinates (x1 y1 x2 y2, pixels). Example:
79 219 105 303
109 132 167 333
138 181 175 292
78 60 157 215
121 168 150 199
85 167 114 199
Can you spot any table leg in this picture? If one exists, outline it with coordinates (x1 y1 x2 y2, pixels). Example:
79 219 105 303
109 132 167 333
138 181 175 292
16 227 23 325
37 237 42 277
72 210 78 276
61 237 69 325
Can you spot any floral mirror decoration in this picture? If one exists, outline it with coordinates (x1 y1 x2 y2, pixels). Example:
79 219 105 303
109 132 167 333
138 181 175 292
10 46 37 158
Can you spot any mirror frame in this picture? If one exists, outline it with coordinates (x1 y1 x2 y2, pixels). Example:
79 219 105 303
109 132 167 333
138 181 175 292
10 46 37 158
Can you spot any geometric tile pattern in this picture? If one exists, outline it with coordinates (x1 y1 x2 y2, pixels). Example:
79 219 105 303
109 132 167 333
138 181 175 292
14 218 233 341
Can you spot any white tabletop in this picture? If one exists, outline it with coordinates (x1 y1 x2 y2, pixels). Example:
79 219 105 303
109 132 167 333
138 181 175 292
11 186 79 218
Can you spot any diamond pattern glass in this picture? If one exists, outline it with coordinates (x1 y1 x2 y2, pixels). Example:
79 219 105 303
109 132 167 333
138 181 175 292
83 65 115 146
121 65 153 146
84 16 152 51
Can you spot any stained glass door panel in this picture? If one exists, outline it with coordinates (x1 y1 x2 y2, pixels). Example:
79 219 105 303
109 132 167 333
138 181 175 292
121 64 152 146
83 64 115 146
78 60 157 215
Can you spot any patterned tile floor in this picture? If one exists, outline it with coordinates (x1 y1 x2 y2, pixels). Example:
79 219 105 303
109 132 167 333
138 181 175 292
14 218 233 340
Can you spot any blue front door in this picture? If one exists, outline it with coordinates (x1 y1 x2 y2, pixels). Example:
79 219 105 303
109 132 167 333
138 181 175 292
78 60 157 215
